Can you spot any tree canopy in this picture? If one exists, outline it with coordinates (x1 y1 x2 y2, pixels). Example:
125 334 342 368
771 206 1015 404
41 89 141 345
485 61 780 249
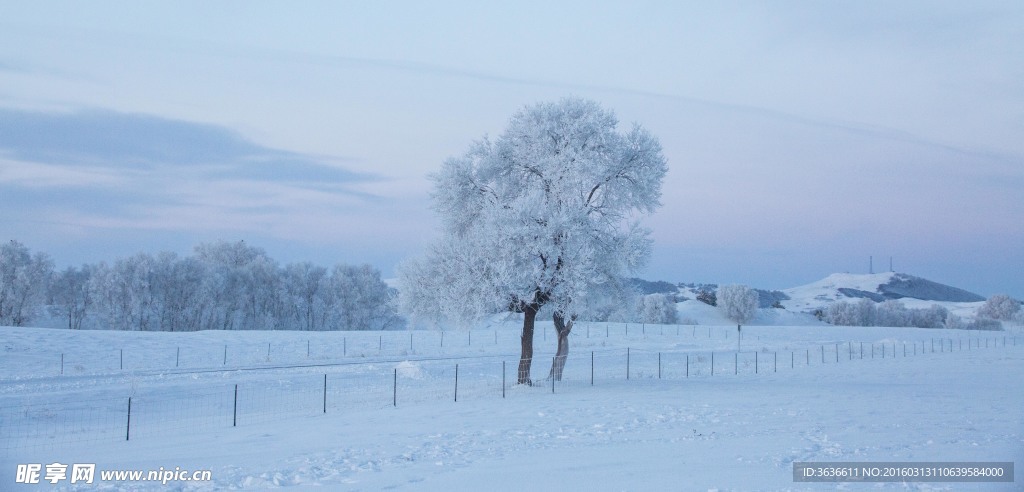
400 97 667 383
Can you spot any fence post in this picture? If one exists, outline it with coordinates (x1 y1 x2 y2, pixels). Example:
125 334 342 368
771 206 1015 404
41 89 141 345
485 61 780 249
323 374 327 413
821 345 824 364
126 397 132 441
267 342 271 359
551 358 555 394
343 337 347 357
755 351 758 374
686 354 689 378
735 352 738 375
658 353 662 379
60 353 64 376
176 347 180 367
806 349 809 365
393 369 397 407
791 351 794 369
626 348 630 380
120 349 123 370
455 364 459 402
379 335 382 352
591 351 594 386
502 361 506 398
835 343 839 363
224 345 227 366
774 352 777 373
711 352 715 376
233 384 238 427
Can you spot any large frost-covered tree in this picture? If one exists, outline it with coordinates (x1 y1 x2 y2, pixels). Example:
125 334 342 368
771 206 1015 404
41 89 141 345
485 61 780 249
399 97 667 384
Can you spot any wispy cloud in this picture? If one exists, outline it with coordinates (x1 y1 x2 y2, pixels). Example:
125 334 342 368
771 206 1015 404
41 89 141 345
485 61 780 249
0 107 381 236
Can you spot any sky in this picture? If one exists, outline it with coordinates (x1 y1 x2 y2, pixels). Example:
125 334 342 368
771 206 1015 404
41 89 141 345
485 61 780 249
1 1 1022 298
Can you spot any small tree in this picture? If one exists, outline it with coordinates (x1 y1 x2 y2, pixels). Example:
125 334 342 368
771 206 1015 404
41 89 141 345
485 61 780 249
638 293 678 324
49 265 93 330
717 284 758 324
977 294 1021 321
0 240 54 327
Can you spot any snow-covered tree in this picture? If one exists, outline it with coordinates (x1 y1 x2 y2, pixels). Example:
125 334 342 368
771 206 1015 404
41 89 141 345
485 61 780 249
638 293 678 324
282 262 328 331
717 284 759 324
911 304 948 328
855 298 876 326
0 240 54 326
49 265 93 330
977 294 1021 321
194 240 278 331
329 264 401 331
875 300 910 327
400 97 667 384
825 300 858 326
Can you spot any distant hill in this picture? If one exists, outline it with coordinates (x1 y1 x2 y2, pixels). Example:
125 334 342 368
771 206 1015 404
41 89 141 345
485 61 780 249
631 272 988 326
781 272 985 314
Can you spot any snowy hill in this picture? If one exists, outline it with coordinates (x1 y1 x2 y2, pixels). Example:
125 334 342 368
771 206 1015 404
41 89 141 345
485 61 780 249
641 272 991 326
780 272 985 314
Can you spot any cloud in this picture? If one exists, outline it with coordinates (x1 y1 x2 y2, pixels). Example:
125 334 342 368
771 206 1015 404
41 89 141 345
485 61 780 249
0 107 381 238
0 108 367 177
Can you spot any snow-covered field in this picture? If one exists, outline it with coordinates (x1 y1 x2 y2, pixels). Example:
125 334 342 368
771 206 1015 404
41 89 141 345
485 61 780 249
2 322 1022 491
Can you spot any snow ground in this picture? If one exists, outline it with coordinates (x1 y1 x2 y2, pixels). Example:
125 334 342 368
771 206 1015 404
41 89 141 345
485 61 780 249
2 323 1022 491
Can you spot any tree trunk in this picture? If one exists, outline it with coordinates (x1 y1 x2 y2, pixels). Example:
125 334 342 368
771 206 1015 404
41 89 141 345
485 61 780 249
548 312 573 381
517 303 538 385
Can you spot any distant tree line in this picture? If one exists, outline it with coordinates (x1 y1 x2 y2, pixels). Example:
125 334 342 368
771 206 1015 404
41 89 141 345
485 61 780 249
1 240 403 331
823 295 1020 330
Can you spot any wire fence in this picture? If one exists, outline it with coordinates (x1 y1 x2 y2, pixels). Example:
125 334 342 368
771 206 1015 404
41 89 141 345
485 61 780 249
2 332 1018 454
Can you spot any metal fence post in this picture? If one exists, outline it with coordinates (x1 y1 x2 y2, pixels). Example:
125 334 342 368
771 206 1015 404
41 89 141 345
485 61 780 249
126 397 132 441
